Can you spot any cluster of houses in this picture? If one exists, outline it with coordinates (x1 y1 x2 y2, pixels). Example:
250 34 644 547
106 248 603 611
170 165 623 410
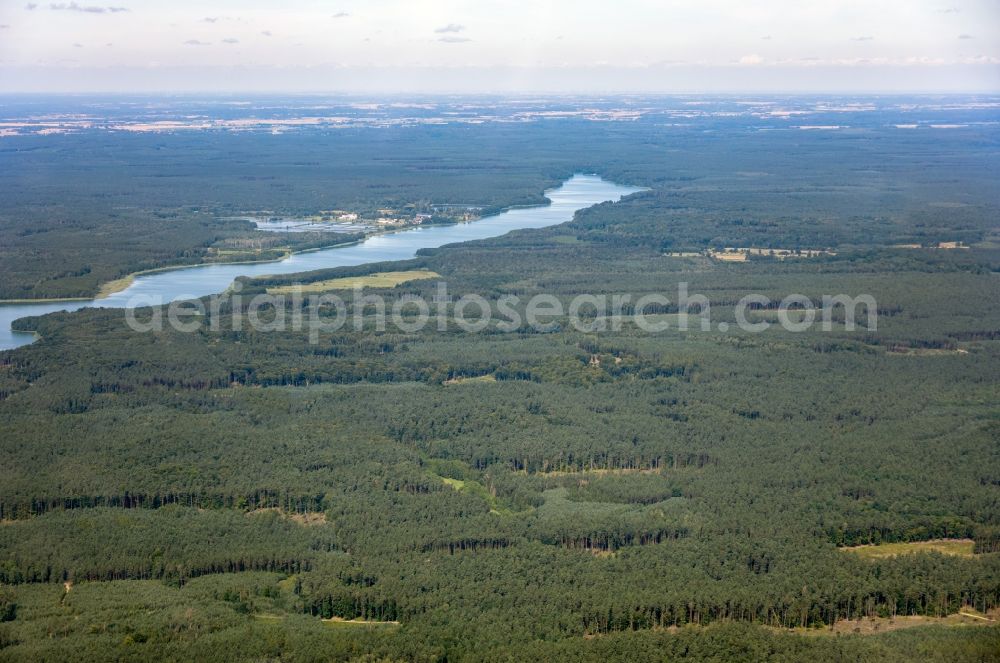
373 210 434 227
310 204 483 230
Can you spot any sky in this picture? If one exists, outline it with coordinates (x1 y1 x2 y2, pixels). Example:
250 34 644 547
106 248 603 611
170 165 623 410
0 0 998 93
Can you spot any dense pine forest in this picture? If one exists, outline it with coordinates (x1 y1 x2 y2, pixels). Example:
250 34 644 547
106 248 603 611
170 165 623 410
0 98 998 661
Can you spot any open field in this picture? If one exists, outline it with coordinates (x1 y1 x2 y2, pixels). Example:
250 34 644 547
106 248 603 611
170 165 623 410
709 247 835 262
886 347 970 357
322 617 401 628
95 275 136 299
268 270 441 294
778 608 997 636
840 539 977 559
443 375 498 385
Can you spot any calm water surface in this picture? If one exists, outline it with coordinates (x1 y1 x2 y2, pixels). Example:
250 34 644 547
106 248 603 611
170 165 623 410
0 175 642 350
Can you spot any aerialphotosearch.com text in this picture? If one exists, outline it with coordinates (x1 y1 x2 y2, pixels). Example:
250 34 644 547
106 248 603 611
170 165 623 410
124 282 878 343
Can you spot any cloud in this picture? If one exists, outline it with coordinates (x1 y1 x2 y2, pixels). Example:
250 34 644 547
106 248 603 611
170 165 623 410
73 42 82 47
184 39 210 46
434 23 464 34
852 36 874 41
332 11 349 18
650 59 689 67
24 3 37 9
738 54 764 65
760 35 771 40
957 34 973 39
49 3 128 13
938 6 960 13
0 24 9 29
260 30 272 37
222 37 239 44
961 55 999 64
438 36 471 43
202 16 247 25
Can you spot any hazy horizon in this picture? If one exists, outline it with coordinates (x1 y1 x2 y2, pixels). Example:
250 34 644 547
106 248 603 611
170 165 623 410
1 0 997 94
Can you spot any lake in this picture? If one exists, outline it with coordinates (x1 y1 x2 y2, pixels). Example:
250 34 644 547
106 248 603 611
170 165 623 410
0 174 642 350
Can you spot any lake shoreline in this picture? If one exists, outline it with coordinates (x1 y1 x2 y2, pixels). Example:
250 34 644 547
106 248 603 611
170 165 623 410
0 196 560 306
0 175 642 350
0 237 368 306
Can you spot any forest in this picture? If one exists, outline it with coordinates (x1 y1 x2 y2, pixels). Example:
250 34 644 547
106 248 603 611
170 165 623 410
4 96 998 300
0 98 998 661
